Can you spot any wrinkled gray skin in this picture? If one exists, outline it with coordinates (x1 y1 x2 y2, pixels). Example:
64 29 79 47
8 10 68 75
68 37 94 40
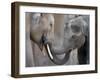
45 15 86 64
26 13 88 66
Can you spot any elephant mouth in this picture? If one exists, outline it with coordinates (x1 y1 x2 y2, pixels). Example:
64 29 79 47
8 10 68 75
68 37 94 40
44 43 72 65
41 34 85 65
41 34 72 65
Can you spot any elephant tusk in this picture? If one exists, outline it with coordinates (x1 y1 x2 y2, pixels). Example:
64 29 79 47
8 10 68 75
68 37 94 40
46 44 53 59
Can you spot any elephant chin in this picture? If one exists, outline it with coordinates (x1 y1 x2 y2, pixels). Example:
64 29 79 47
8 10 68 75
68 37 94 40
44 43 72 65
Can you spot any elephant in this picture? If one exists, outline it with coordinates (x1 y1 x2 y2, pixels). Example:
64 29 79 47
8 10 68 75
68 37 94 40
26 13 55 67
26 13 89 66
43 15 86 65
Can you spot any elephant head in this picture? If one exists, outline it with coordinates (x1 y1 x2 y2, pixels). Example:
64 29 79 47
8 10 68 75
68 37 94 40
30 13 54 51
30 13 87 65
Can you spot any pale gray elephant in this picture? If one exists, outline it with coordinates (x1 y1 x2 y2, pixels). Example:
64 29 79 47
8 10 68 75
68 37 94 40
26 13 89 66
26 13 55 67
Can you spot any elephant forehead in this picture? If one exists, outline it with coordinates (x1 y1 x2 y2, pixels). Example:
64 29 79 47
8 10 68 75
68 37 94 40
43 14 54 22
48 14 54 25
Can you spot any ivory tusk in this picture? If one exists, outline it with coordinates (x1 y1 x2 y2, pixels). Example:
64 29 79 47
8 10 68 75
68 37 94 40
47 44 53 59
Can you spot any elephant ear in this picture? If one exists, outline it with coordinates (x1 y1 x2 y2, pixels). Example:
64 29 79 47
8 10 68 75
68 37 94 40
31 13 41 24
82 18 89 37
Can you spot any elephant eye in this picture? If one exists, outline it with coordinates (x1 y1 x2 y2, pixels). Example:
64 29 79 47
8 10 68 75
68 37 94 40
50 23 53 28
71 25 81 33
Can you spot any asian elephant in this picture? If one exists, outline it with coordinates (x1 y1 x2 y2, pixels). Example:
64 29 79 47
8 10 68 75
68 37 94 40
26 13 89 67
